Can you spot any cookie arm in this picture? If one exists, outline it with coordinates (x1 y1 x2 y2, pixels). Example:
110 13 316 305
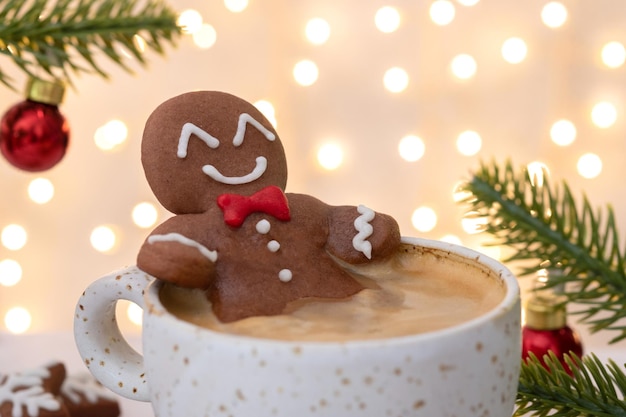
137 217 216 289
326 205 401 264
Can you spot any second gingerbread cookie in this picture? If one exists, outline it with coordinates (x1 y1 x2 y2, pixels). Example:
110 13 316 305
137 91 401 322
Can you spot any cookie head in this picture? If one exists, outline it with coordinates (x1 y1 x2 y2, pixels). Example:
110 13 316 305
142 91 287 214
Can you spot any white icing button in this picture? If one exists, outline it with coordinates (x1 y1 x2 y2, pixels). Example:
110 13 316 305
267 240 280 252
278 269 293 282
256 219 271 234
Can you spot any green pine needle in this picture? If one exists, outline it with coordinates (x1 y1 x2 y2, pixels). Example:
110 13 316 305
457 159 626 343
0 0 181 88
516 352 626 416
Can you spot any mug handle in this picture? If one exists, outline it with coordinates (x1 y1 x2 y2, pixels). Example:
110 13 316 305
73 266 152 402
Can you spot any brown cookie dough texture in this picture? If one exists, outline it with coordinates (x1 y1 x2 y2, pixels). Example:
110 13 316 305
0 363 120 417
138 90 402 322
60 373 120 417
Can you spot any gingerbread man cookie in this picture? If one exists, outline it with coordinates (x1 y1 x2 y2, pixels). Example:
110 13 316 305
0 363 121 417
137 91 401 322
60 373 120 417
0 362 67 417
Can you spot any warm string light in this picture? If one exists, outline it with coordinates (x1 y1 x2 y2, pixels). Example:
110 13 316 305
450 54 477 79
375 6 401 33
317 143 344 170
254 100 278 128
132 202 159 229
293 59 319 86
541 2 568 28
1 222 30 333
28 178 55 204
430 0 456 26
602 41 626 68
440 234 462 245
550 119 577 146
224 0 249 13
577 153 603 179
177 9 203 34
501 37 528 64
1 224 27 251
94 119 128 151
456 131 482 156
306 18 331 44
383 67 409 92
411 207 438 232
591 101 617 128
398 135 425 162
0 259 22 287
193 24 217 49
127 302 143 326
4 307 31 334
90 225 118 253
178 9 218 49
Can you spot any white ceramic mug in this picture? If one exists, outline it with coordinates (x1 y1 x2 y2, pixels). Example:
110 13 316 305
74 237 521 417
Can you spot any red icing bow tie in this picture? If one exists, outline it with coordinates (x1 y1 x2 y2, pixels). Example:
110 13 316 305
217 185 291 227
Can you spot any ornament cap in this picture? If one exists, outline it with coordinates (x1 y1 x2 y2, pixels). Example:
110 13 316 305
25 78 65 105
525 290 567 330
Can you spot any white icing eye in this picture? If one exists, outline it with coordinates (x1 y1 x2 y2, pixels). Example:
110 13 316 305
178 123 220 158
278 269 293 282
256 220 271 234
267 240 280 252
232 113 275 146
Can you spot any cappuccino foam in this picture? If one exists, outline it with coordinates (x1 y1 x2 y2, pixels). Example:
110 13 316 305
159 244 505 341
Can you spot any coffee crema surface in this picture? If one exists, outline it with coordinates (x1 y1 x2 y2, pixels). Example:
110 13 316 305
159 244 506 341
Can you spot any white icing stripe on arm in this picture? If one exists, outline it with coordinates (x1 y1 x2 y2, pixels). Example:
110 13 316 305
352 205 375 259
148 233 218 262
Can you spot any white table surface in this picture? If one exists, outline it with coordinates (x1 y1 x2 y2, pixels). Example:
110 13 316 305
1 331 624 416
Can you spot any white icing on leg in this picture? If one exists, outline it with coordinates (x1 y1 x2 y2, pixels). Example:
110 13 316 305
148 233 218 262
202 156 267 185
352 205 375 259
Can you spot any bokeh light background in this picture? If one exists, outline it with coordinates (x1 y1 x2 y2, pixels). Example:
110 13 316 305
1 0 625 337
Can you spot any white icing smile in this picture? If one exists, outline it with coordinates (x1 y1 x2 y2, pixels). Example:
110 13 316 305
202 156 267 185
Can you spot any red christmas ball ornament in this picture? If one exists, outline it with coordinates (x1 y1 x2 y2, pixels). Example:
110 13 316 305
0 78 69 172
522 283 583 375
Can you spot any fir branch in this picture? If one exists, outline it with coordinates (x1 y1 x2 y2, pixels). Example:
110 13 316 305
515 352 626 416
0 0 181 88
457 160 626 342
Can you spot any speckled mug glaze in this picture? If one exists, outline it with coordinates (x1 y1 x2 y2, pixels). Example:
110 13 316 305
74 237 521 417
